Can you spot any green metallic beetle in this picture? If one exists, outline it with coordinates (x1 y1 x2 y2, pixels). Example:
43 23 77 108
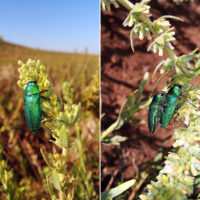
24 81 43 132
161 84 182 128
148 91 166 134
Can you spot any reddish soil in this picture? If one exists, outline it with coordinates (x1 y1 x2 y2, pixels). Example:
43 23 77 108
101 0 200 194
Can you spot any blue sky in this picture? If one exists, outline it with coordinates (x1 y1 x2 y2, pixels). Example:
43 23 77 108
0 1 99 54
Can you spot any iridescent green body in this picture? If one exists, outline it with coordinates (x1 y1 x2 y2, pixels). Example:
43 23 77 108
161 84 182 128
24 81 42 132
148 91 166 134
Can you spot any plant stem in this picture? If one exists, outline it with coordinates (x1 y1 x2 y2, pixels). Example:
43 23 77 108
101 100 150 140
101 120 119 140
62 147 68 161
59 147 68 200
59 190 64 200
75 123 91 199
117 0 134 10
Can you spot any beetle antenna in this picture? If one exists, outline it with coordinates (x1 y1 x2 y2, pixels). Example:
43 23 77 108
181 97 197 109
57 120 65 122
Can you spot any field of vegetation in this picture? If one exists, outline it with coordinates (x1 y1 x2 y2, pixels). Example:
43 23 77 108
0 39 99 199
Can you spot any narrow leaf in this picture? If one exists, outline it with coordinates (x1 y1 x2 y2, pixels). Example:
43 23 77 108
159 15 184 22
147 41 154 52
132 89 138 103
46 176 57 199
127 94 134 108
60 125 68 148
152 60 165 78
130 27 135 53
101 179 136 200
149 72 168 98
118 97 129 116
129 117 142 123
40 148 52 168
114 116 127 131
134 72 149 105
102 135 127 146
52 169 61 191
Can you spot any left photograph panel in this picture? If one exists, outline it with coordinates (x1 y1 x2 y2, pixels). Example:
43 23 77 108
0 1 99 199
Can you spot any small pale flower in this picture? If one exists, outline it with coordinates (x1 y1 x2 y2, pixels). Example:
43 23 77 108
160 165 173 174
133 23 151 41
173 139 185 147
184 114 190 126
190 164 198 176
153 18 171 34
139 194 148 200
123 0 151 27
148 28 175 56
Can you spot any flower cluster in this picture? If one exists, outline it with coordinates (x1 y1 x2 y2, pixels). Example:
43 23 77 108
153 17 171 34
140 100 200 199
17 59 50 92
123 0 151 27
122 0 184 55
132 22 151 40
148 28 175 56
62 82 74 106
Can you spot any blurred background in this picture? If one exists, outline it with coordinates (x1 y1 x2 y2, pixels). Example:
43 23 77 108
0 0 99 199
101 0 200 198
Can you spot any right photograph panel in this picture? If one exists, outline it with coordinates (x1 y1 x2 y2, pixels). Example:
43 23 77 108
101 0 200 199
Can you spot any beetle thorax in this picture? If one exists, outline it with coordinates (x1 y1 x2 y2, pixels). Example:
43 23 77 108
24 82 40 96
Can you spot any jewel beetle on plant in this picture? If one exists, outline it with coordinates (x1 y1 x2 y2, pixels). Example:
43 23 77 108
148 91 166 134
161 84 182 128
24 81 45 132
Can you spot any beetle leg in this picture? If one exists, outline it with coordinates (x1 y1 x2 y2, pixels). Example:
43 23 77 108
42 110 49 118
40 90 48 94
40 96 50 101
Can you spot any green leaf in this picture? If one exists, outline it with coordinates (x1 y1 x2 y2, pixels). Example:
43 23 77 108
46 176 57 200
101 73 149 139
109 97 131 131
101 179 136 200
159 15 184 22
60 125 68 148
153 152 163 162
152 60 165 78
147 40 154 52
52 169 61 191
149 71 168 98
129 117 142 123
110 73 148 131
162 58 174 72
40 148 52 168
127 93 134 108
118 95 132 116
102 135 127 145
134 72 149 105
130 27 135 52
